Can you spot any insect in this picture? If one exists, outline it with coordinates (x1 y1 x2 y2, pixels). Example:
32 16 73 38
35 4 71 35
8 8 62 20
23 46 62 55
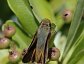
22 19 51 64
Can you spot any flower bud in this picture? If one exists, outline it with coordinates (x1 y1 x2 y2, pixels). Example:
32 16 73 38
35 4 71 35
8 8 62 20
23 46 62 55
3 25 16 37
48 47 60 61
62 9 72 23
8 50 20 63
0 37 10 48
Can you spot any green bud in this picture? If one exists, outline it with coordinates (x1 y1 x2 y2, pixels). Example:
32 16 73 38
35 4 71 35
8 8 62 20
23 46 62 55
62 9 72 23
0 37 10 49
48 47 60 61
8 49 21 63
3 25 16 38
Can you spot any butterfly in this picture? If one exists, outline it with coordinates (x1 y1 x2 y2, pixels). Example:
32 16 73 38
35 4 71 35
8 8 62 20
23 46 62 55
22 19 51 64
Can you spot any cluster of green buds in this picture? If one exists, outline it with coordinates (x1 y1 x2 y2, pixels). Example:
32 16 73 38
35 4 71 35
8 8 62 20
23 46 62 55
0 23 21 63
0 37 10 49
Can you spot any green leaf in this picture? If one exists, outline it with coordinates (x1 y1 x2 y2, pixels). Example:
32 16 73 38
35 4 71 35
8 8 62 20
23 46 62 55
63 29 84 64
49 0 65 13
0 49 9 64
68 49 84 64
63 0 84 58
29 0 58 29
76 56 84 64
7 0 38 37
65 0 77 11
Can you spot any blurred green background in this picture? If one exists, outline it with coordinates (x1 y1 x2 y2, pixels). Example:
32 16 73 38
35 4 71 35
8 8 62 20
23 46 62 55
0 0 13 21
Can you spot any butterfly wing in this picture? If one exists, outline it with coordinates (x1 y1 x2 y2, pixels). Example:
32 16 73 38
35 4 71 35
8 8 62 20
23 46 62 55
22 19 51 63
22 32 37 63
35 21 51 63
